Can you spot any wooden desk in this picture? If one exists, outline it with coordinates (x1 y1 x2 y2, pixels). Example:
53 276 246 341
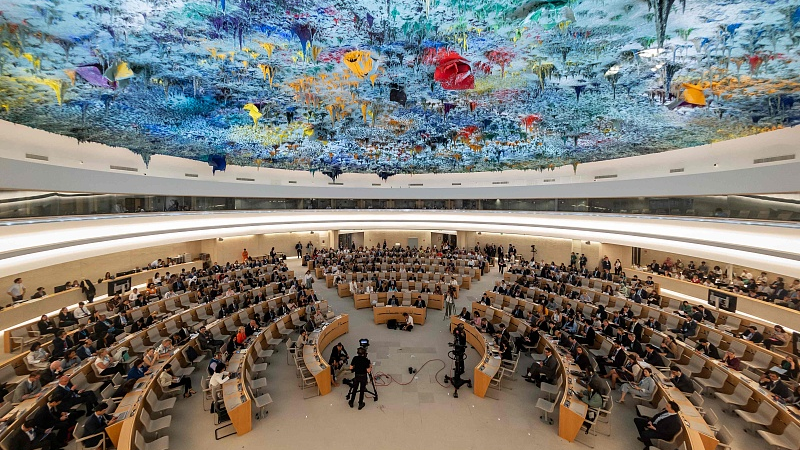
537 334 589 442
373 306 427 326
449 316 500 398
221 377 252 436
303 315 349 396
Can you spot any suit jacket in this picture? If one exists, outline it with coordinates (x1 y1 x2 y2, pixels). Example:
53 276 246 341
672 373 695 393
767 380 792 399
681 321 698 337
77 346 95 360
83 413 111 447
14 379 42 403
650 411 681 441
699 343 720 359
10 428 47 450
32 406 63 430
645 319 662 331
413 300 426 308
541 355 559 380
610 348 627 368
629 340 645 357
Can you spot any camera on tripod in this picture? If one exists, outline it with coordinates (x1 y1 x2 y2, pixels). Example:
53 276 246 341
444 324 471 397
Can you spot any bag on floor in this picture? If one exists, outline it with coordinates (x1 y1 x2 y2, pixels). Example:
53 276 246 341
387 319 397 330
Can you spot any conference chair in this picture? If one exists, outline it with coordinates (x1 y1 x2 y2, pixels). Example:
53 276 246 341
742 351 773 372
140 407 172 439
636 398 666 419
247 384 273 420
757 422 800 450
648 431 685 450
714 425 735 450
540 375 563 402
714 382 752 412
736 400 778 433
135 430 169 450
74 423 107 450
695 367 727 395
145 390 176 416
535 391 562 425
703 408 720 432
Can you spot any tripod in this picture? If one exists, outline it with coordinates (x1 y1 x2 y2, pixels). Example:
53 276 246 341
444 348 472 398
346 373 378 403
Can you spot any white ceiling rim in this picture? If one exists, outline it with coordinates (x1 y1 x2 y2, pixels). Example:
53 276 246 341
0 121 799 198
0 211 798 279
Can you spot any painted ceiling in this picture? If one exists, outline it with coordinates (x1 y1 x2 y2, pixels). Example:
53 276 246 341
0 0 798 179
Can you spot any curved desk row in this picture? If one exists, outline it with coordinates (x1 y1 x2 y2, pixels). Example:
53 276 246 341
116 300 311 446
330 272 469 291
628 268 800 333
448 316 500 398
373 306 427 326
353 292 444 310
479 290 719 450
303 314 350 396
313 254 485 278
344 281 457 300
483 287 788 377
1 269 306 449
2 261 202 353
469 300 588 442
325 265 479 285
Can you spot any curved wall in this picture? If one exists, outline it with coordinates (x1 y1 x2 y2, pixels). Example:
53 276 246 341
1 211 798 279
0 120 798 199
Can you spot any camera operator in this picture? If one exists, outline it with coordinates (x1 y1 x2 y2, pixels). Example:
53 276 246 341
349 347 371 410
453 323 467 348
329 342 349 387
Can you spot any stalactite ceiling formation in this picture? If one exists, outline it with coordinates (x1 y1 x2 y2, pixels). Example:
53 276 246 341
0 0 798 178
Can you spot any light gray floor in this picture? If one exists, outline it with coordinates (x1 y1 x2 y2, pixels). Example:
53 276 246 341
163 258 755 450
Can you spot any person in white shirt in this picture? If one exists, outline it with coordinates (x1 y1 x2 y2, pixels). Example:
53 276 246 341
26 343 50 369
364 284 374 294
209 362 231 400
73 302 91 319
349 280 359 295
128 288 139 302
400 312 414 331
7 277 25 302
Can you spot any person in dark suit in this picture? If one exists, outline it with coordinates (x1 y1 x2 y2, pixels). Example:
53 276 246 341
82 403 118 448
760 371 792 400
244 319 260 337
33 393 78 447
54 375 97 415
10 419 57 450
669 366 695 393
740 325 764 344
50 330 73 362
598 343 627 376
634 401 682 448
696 338 720 359
643 317 661 331
387 295 399 306
643 345 666 368
576 318 596 346
36 316 58 336
626 332 645 357
670 317 697 340
524 347 558 385
413 296 426 308
76 340 96 360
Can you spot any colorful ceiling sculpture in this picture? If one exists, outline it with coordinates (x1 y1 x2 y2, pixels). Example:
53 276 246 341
0 0 798 178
